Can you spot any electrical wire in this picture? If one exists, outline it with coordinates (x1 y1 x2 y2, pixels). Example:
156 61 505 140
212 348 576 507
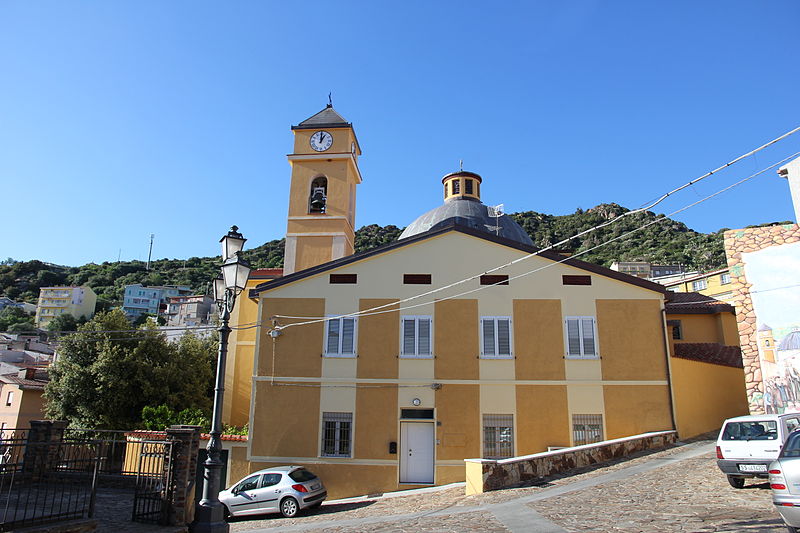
268 151 800 329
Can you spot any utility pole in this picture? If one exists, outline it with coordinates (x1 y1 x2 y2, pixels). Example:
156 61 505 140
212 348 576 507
146 233 155 270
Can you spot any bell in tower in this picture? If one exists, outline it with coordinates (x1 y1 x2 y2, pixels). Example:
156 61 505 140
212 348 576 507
309 177 328 213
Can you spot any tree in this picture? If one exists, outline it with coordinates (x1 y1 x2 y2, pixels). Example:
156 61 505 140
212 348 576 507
47 314 79 332
44 309 215 430
0 306 34 332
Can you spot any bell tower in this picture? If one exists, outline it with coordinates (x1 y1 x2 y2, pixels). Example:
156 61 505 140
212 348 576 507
284 104 362 274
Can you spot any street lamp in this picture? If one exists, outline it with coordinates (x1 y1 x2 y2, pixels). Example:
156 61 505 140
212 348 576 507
193 226 252 533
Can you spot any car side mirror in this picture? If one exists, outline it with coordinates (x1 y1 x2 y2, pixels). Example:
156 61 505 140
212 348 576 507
231 488 239 495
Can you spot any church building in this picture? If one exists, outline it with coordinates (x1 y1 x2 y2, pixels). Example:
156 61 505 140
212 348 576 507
224 105 747 499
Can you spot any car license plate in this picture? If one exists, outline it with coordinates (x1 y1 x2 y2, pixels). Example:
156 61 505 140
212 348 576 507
739 464 767 473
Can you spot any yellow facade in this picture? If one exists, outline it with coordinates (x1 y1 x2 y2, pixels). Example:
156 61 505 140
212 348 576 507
0 384 44 430
666 307 749 436
665 268 733 303
283 107 362 275
243 231 675 498
35 286 97 328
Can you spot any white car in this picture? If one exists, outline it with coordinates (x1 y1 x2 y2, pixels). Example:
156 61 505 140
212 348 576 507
716 413 800 488
219 466 327 519
768 429 800 533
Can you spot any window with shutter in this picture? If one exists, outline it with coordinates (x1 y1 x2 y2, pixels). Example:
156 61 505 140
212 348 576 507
564 316 598 358
480 317 513 358
324 316 357 357
400 316 432 358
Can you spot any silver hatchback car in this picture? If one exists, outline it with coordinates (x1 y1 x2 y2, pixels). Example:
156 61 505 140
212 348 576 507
769 429 800 532
219 466 327 519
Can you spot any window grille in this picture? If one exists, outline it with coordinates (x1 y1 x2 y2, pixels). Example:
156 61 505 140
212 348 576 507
572 414 604 446
325 317 357 356
480 317 512 358
321 412 352 457
562 275 591 286
401 316 432 357
330 274 357 284
483 414 514 459
452 180 460 194
720 273 731 285
565 317 597 358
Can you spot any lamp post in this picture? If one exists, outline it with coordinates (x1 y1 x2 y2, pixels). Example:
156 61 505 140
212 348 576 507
193 226 251 533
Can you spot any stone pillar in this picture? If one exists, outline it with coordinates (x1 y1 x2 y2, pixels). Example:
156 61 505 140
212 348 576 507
165 425 202 526
22 420 68 478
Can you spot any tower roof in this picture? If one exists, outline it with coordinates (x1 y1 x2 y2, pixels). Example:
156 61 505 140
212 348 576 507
292 105 351 130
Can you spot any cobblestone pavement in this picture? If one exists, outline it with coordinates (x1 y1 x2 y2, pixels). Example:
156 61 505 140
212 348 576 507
227 440 787 533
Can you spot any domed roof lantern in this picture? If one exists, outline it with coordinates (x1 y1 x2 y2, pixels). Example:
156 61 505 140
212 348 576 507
442 170 482 202
399 169 534 247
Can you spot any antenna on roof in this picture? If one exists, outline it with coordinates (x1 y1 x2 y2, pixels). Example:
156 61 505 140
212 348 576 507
459 159 463 172
327 92 333 107
487 204 505 236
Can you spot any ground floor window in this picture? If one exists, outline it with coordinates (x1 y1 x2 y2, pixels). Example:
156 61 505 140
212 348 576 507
321 412 352 457
572 414 604 446
483 414 514 459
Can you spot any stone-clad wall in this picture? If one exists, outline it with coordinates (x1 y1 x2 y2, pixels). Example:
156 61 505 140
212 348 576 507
724 224 800 414
464 431 676 495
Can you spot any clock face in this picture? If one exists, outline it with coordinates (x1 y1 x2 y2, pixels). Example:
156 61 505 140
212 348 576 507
310 130 333 152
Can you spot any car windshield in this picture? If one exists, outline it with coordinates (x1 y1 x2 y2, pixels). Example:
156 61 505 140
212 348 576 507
289 469 317 483
782 432 800 457
722 420 778 441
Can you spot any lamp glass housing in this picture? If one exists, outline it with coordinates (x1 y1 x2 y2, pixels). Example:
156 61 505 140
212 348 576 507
213 275 226 302
220 226 246 260
222 253 252 292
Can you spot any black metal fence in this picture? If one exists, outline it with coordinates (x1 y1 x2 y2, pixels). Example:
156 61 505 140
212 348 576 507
0 429 98 531
131 439 175 524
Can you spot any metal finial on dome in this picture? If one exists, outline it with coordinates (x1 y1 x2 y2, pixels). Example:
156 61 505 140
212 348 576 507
459 159 463 172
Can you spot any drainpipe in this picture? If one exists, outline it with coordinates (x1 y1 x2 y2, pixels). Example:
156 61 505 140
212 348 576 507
660 305 679 437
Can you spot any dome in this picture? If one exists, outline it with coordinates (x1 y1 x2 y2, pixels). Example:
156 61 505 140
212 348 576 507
399 197 535 246
778 330 800 351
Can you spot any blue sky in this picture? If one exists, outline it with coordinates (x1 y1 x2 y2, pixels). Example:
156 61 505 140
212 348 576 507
2 1 799 266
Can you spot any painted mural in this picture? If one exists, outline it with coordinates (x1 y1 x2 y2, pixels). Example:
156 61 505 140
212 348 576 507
725 225 800 414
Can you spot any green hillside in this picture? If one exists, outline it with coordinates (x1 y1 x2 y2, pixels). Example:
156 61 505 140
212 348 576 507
1 203 753 308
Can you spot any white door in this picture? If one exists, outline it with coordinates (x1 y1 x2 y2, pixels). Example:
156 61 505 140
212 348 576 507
400 422 434 484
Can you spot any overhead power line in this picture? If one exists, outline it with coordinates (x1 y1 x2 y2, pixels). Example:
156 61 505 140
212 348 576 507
268 150 799 329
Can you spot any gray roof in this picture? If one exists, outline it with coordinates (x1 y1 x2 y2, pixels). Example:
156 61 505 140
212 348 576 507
399 198 534 247
294 105 350 129
758 323 772 332
778 330 800 351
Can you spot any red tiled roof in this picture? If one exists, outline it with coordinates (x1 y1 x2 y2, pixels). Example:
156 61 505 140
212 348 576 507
125 429 248 441
673 342 743 368
0 370 48 390
665 291 734 314
251 268 283 277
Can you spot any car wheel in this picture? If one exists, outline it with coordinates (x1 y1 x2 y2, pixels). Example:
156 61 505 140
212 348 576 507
280 497 299 518
727 475 745 489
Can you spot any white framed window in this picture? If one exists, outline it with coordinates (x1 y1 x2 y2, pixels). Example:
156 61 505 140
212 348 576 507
321 412 352 457
483 414 514 459
720 273 731 285
565 317 598 359
324 316 357 357
480 317 513 358
400 316 432 358
692 279 707 291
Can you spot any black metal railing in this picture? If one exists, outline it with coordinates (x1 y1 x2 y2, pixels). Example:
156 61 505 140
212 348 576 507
0 430 98 531
63 428 131 475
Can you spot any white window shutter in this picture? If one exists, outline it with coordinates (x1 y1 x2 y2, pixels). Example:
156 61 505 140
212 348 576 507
566 319 581 356
497 319 511 356
326 320 340 354
418 318 431 355
482 319 495 356
581 318 596 356
341 318 355 354
402 319 416 355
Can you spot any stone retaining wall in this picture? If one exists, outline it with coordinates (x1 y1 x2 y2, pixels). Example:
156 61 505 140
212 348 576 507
464 430 677 495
